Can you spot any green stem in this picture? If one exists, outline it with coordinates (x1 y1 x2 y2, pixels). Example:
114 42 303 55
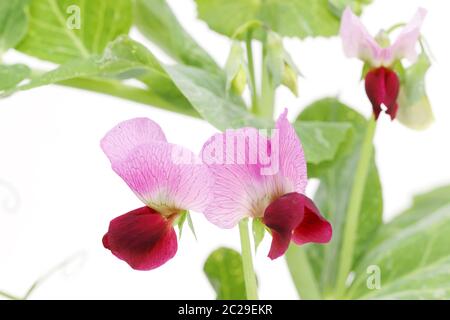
246 32 259 113
258 44 275 120
335 116 377 298
57 77 201 119
285 245 321 300
239 219 258 300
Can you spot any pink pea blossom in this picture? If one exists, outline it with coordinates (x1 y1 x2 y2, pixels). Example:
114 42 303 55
340 7 426 120
201 111 332 260
101 118 213 270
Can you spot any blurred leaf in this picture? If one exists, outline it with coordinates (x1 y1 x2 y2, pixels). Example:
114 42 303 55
0 64 30 92
397 53 434 130
328 0 372 17
0 0 29 53
134 0 219 73
252 218 266 252
17 0 132 63
291 98 383 296
265 31 284 87
294 121 352 165
204 247 246 300
195 0 372 39
348 186 450 299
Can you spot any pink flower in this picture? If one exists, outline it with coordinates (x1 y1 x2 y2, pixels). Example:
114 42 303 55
340 7 427 120
201 111 332 260
101 118 213 270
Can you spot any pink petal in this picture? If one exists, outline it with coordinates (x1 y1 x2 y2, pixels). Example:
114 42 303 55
389 8 427 65
103 206 177 271
113 142 213 214
263 193 305 260
292 195 332 245
101 118 167 164
201 128 275 228
276 109 308 194
340 7 382 65
201 112 308 229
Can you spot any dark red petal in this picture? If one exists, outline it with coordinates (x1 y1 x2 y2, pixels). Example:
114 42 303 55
365 67 400 120
103 206 177 271
263 193 305 260
292 196 332 245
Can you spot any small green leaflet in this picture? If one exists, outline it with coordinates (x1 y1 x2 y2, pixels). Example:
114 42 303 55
203 247 247 300
175 211 197 240
252 218 266 252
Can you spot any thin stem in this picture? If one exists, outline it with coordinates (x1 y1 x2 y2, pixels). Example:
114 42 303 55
246 32 259 113
258 43 275 120
0 291 21 300
57 78 201 119
239 219 258 300
335 116 377 298
285 245 322 300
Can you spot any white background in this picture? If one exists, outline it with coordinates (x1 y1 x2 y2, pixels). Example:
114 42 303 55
1 0 449 299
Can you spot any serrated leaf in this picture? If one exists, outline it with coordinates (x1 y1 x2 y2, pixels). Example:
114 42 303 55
288 98 383 296
195 0 372 39
348 186 450 299
17 0 132 63
134 0 219 73
252 218 265 252
0 0 29 53
203 247 247 300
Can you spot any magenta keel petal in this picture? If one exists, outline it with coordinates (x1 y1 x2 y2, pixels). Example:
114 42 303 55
292 196 332 246
263 193 305 260
103 206 177 271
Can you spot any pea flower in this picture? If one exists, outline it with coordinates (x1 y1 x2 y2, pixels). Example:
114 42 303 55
340 7 427 120
101 118 213 270
201 111 332 260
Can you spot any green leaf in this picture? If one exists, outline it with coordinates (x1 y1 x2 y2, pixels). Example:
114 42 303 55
397 53 434 130
195 0 372 39
6 36 194 114
134 0 219 73
348 186 450 299
17 0 132 63
0 64 30 92
292 98 383 296
294 121 352 165
265 31 284 87
164 64 265 131
175 211 188 239
203 247 247 300
0 0 29 53
252 218 266 252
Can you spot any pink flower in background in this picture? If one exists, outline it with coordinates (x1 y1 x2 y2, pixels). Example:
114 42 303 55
101 118 213 270
340 7 426 120
201 111 332 260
